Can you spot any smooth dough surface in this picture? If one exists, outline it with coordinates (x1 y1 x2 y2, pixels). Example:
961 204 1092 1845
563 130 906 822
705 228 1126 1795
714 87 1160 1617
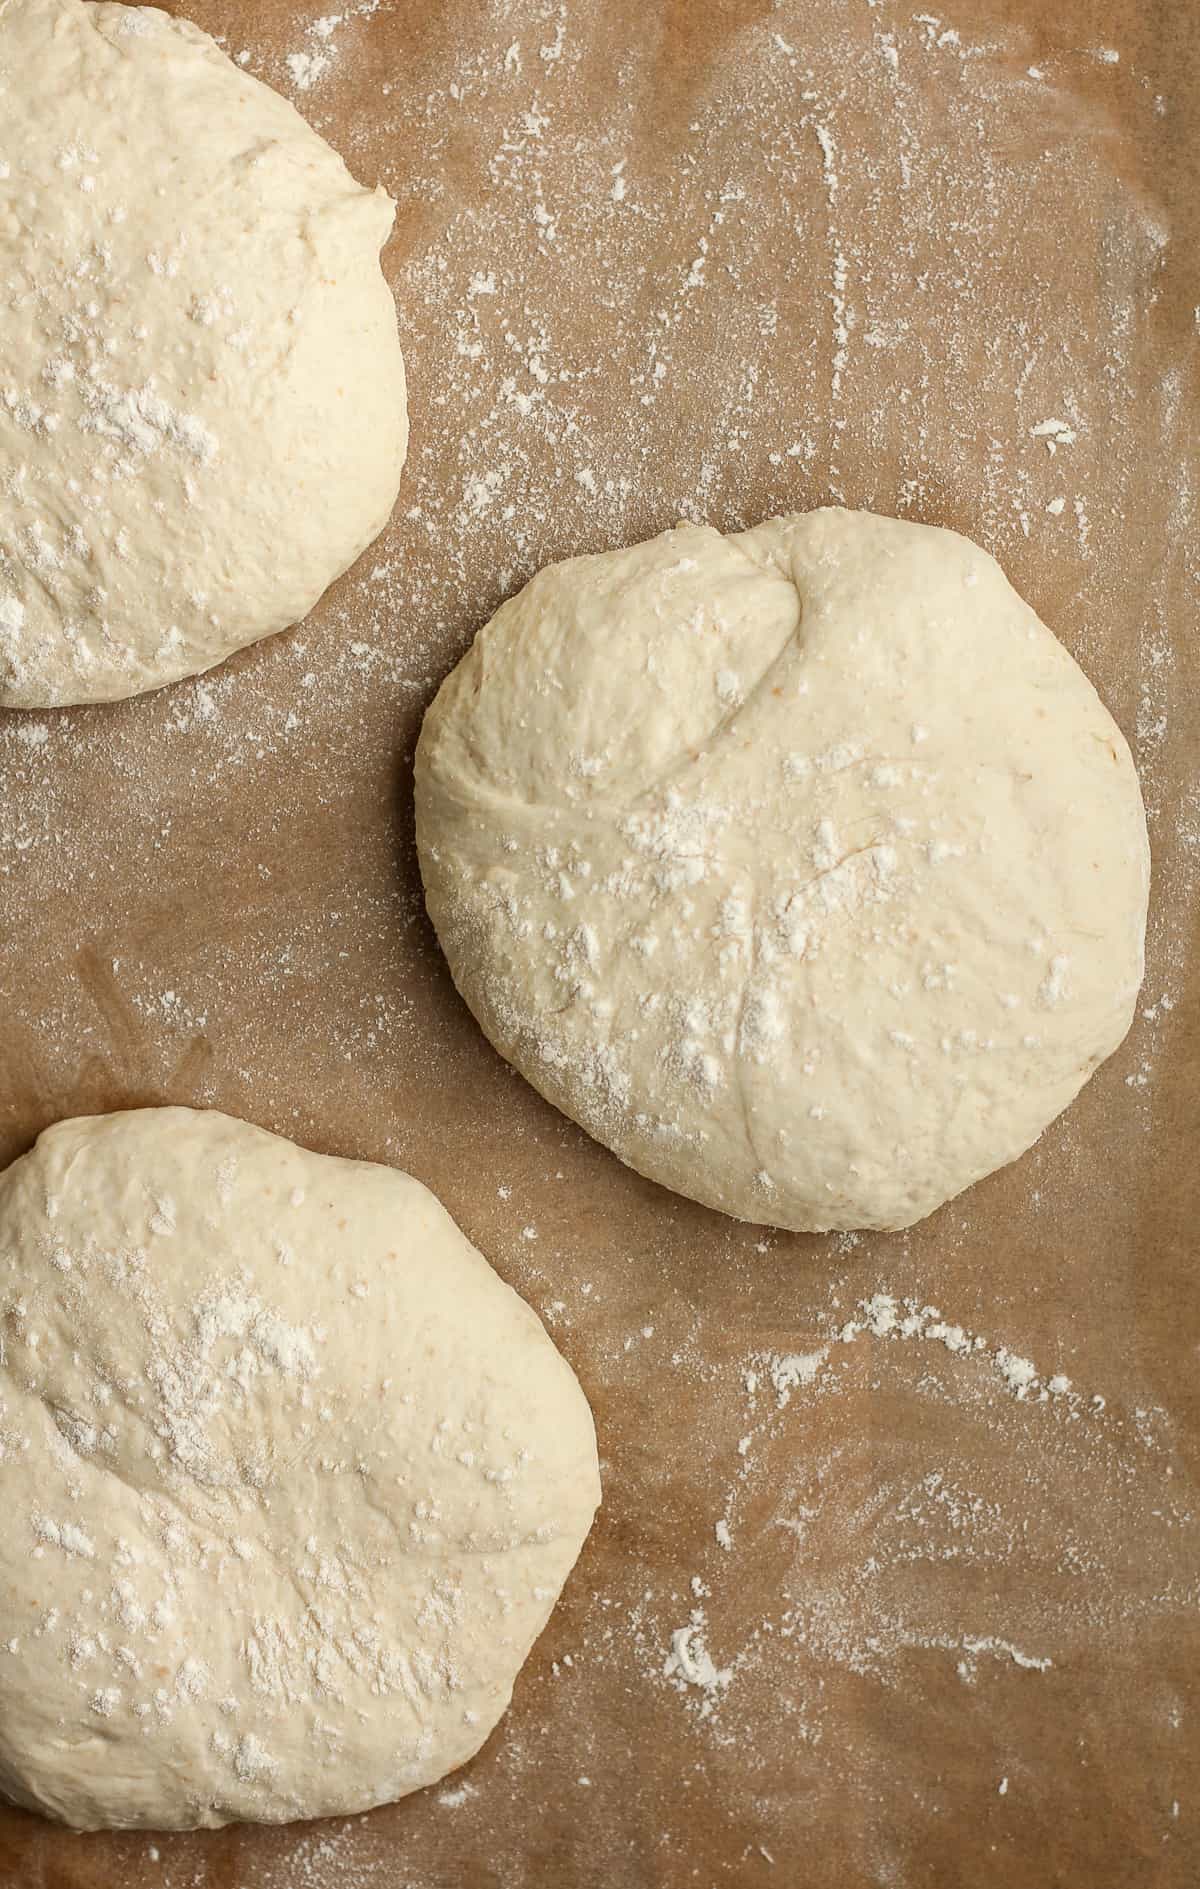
416 508 1149 1233
0 1109 599 1829
0 0 407 706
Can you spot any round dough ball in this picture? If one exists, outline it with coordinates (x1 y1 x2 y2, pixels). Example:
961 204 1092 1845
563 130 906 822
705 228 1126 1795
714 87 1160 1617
0 1109 599 1829
416 508 1149 1233
0 0 407 707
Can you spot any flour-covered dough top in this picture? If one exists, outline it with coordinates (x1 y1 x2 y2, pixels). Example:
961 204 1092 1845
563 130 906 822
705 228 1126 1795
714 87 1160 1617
0 0 407 706
0 1109 599 1828
416 508 1149 1232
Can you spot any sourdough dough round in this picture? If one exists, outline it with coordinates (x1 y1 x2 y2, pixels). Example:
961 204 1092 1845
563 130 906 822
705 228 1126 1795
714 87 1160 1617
0 1109 599 1829
416 508 1149 1233
0 0 407 707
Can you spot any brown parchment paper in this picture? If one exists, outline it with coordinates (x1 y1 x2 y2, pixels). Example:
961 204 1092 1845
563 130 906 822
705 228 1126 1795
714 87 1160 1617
1 1 1198 1884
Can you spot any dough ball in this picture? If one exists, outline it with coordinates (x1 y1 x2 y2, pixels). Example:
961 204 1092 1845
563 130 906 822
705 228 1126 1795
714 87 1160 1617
416 508 1149 1233
0 1109 599 1829
0 0 407 707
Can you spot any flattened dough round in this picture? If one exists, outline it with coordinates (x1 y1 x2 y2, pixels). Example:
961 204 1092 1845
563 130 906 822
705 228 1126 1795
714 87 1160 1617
0 1109 599 1829
0 0 407 707
416 508 1149 1233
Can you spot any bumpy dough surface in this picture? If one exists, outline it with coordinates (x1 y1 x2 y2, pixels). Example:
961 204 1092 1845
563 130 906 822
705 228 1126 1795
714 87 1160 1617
416 508 1149 1233
0 1109 599 1829
0 0 407 706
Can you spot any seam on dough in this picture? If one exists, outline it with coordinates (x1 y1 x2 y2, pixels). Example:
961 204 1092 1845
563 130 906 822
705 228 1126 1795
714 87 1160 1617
730 890 771 1181
629 596 805 809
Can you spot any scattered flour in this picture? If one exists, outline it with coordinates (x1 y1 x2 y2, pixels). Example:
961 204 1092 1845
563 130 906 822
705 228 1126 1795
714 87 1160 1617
0 0 1192 1873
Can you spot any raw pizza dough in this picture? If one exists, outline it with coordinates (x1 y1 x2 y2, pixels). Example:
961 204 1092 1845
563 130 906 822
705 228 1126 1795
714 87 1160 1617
0 0 407 707
0 1109 600 1829
416 508 1149 1233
